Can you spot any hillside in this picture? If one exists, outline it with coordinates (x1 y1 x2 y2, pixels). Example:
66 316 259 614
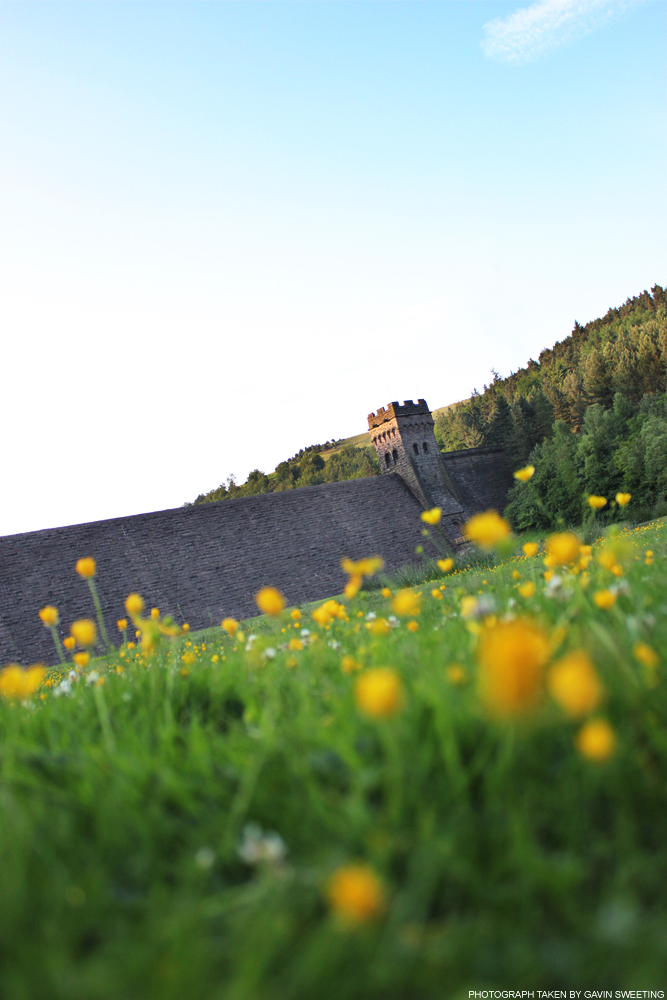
190 285 666 519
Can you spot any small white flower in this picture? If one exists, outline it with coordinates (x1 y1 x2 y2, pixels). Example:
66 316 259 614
54 679 72 697
300 629 310 637
264 647 276 659
238 823 287 866
387 615 398 624
365 612 377 621
86 671 99 686
328 640 341 650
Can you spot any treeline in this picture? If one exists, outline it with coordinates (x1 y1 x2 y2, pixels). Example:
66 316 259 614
436 285 667 528
191 444 380 505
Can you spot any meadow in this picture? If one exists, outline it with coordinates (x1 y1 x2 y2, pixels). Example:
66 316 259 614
0 506 666 999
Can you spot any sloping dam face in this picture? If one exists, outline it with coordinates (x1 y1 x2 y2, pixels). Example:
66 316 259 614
0 475 439 666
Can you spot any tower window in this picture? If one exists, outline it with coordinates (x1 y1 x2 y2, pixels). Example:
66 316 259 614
423 442 429 453
385 453 392 467
413 443 419 455
392 448 398 464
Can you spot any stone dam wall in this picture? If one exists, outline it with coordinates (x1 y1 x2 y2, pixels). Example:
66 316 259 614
0 475 443 666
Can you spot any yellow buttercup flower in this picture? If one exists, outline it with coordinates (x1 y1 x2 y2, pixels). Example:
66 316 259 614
522 542 539 558
355 668 403 718
587 495 607 510
0 665 47 700
477 619 550 717
431 589 443 600
344 575 362 600
576 719 615 761
75 557 96 578
547 651 602 717
633 642 658 668
290 609 301 621
70 619 97 647
150 608 160 620
182 623 190 632
288 638 303 652
421 508 442 525
593 590 616 610
463 510 511 549
117 618 128 631
340 556 384 578
381 587 392 598
437 558 454 574
125 593 145 615
518 581 536 598
255 587 285 617
39 606 59 627
365 619 391 636
545 532 579 566
616 492 631 507
326 864 385 923
73 651 89 669
63 636 76 651
391 589 420 617
313 600 346 627
514 465 535 482
407 620 419 632
460 596 479 618
341 655 363 674
222 618 239 636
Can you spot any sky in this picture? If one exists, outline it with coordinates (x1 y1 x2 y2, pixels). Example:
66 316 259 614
1 0 665 536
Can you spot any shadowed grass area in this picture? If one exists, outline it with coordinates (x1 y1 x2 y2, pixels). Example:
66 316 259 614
1 520 666 998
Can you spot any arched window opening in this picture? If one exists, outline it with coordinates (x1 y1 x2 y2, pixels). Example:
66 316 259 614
423 441 429 453
385 453 392 467
392 449 398 464
413 443 419 455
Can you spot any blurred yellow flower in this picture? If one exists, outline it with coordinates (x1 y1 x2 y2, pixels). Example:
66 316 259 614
547 651 602 717
63 636 76 651
579 545 592 556
478 619 550 717
518 581 536 598
313 600 346 626
576 719 615 761
355 668 403 718
463 510 510 549
407 620 419 632
125 593 145 615
39 606 59 626
75 557 96 578
437 558 454 574
0 665 46 699
365 619 391 636
546 532 579 566
290 609 301 620
222 618 239 636
514 465 535 482
616 492 631 507
256 587 285 617
460 596 479 618
340 556 384 577
288 638 303 652
182 651 196 666
117 619 128 631
344 575 362 600
326 864 385 923
381 587 392 598
392 589 420 617
522 542 539 557
593 590 616 610
341 655 363 674
150 608 160 620
587 495 607 510
70 619 97 647
73 651 89 669
633 642 658 668
446 664 466 685
182 623 190 632
431 589 443 600
421 508 441 525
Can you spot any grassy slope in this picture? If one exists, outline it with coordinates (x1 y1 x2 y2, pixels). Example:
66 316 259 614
1 520 666 998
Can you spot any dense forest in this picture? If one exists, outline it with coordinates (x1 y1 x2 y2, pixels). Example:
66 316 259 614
190 442 379 504
192 285 667 526
435 285 667 527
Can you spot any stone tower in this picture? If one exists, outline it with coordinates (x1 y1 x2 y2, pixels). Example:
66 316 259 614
368 399 468 549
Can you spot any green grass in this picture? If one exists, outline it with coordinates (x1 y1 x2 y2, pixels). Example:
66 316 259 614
1 521 666 998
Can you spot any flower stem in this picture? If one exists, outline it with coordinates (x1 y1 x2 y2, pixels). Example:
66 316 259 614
49 625 67 666
87 579 112 651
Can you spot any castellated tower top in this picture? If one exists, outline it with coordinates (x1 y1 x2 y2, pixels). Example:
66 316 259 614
368 398 467 549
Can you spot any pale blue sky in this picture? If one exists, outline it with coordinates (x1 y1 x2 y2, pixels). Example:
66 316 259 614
1 0 665 534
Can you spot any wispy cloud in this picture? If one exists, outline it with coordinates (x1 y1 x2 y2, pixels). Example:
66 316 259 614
482 0 641 64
